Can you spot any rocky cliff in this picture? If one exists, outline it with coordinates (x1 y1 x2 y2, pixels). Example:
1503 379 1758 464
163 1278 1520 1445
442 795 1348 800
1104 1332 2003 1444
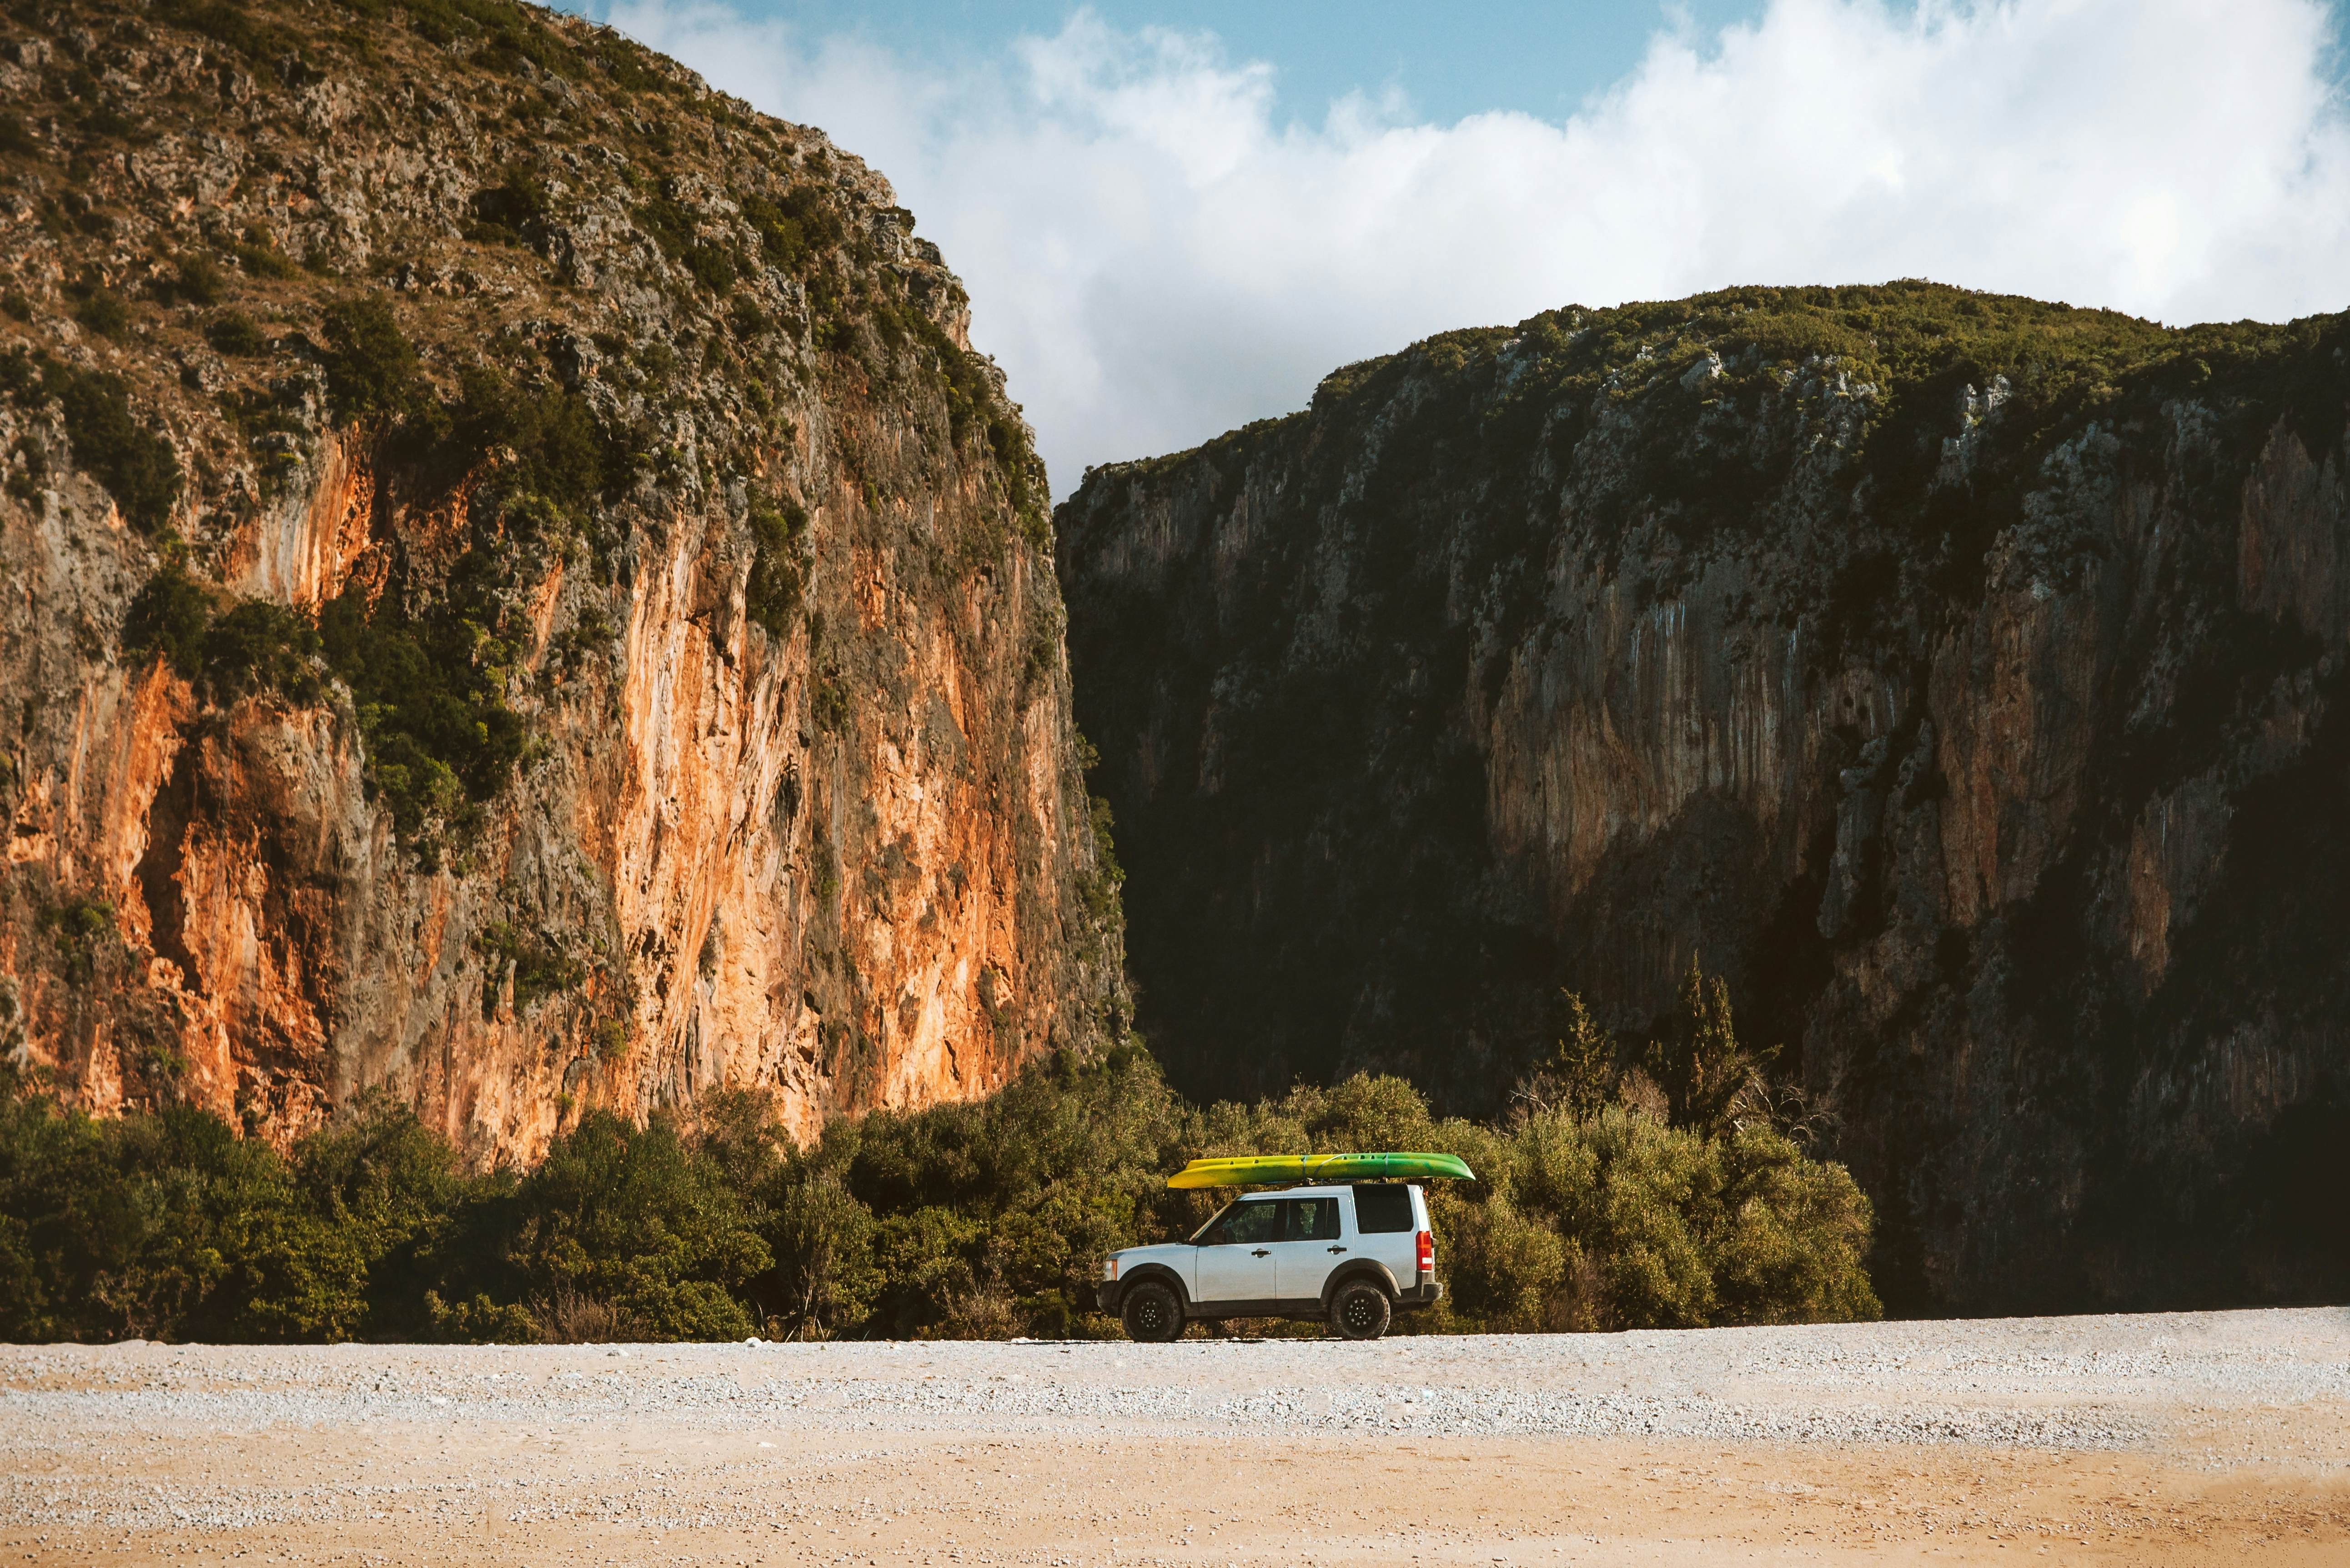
1058 283 2350 1315
0 0 1126 1160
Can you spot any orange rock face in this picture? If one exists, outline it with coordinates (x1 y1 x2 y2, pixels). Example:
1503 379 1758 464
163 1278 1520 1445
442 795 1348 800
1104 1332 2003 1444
0 0 1125 1160
5 401 1122 1163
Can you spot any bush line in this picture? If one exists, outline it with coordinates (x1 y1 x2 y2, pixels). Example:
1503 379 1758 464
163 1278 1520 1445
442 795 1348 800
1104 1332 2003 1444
0 972 1877 1343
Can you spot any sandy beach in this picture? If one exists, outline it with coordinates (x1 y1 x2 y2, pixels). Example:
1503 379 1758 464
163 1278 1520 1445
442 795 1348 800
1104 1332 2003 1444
4 1308 2345 1565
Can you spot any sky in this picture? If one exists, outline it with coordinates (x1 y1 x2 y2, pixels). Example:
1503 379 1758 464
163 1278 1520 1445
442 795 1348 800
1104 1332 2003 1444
603 1 1772 126
557 0 2350 497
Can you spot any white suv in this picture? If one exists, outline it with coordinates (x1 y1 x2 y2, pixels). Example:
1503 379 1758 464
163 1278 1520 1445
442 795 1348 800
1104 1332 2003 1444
1095 1183 1441 1341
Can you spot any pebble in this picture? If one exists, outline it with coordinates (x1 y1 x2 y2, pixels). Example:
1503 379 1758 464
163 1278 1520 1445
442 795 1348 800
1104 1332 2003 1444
2 1305 2345 1534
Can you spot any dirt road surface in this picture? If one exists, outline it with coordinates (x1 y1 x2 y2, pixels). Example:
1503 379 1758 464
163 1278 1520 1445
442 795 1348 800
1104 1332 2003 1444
4 1307 2346 1566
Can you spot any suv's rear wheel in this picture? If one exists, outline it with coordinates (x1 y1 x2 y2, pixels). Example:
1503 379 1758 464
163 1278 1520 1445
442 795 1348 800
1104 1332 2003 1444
1120 1280 1183 1342
1329 1279 1392 1340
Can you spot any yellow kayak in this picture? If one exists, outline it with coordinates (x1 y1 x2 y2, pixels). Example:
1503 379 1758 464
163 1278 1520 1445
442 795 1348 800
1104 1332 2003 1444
1167 1152 1476 1189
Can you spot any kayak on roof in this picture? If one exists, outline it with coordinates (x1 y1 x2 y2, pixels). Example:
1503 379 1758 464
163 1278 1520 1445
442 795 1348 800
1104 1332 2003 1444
1165 1151 1476 1189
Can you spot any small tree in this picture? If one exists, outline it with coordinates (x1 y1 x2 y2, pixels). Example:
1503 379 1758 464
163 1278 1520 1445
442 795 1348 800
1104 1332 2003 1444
769 1170 878 1339
1516 990 1618 1117
1646 959 1776 1135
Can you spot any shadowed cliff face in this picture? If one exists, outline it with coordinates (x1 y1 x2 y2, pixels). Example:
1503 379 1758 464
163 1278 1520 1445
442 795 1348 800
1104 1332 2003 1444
1057 283 2350 1316
0 0 1125 1160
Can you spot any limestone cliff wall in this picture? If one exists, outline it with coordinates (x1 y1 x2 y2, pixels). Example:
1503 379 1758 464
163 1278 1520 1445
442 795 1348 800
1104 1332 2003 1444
1058 285 2350 1314
0 0 1125 1160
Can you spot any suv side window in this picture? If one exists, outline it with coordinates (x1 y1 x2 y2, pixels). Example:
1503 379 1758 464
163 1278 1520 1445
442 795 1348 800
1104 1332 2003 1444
1352 1184 1413 1234
1284 1196 1339 1241
1205 1201 1282 1246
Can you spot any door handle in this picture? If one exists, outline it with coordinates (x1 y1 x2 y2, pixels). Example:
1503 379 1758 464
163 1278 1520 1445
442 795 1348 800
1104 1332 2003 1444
1327 1246 1347 1254
1251 1248 1270 1257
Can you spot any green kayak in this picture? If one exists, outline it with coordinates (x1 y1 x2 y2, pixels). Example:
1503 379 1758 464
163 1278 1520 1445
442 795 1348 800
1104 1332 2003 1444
1167 1152 1476 1189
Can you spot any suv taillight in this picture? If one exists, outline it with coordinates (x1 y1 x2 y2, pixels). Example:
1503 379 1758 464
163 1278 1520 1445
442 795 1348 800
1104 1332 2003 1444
1415 1228 1433 1280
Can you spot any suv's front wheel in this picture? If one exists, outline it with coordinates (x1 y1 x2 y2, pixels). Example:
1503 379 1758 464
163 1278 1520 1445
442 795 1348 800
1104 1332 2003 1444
1329 1279 1392 1340
1120 1280 1183 1342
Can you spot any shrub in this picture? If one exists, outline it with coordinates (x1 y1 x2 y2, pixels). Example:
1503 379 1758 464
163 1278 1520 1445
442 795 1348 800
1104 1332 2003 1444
738 193 806 271
811 671 851 733
478 18 579 80
125 563 324 704
320 295 427 420
121 558 216 673
739 186 845 275
165 253 226 307
287 1093 479 1335
201 598 323 702
1079 796 1123 923
42 361 182 532
44 899 115 985
0 1085 489 1344
799 1044 1188 1339
467 171 548 245
430 1111 771 1341
1437 1193 1571 1332
0 1094 240 1341
231 231 300 279
159 0 296 61
206 311 266 357
1496 1106 1726 1329
73 289 131 340
79 99 136 140
319 582 527 847
0 1091 338 1342
768 1170 878 1336
591 30 675 95
728 296 768 341
745 500 809 638
472 920 584 1015
1706 1121 1882 1325
446 362 623 512
637 197 737 295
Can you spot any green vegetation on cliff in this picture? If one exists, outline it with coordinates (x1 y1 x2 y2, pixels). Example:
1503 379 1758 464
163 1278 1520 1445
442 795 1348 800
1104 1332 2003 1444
0 347 181 531
5 0 1051 855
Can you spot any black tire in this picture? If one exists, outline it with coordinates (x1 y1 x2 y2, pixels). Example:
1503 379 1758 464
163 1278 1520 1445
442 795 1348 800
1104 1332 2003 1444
1329 1279 1392 1341
1120 1280 1183 1343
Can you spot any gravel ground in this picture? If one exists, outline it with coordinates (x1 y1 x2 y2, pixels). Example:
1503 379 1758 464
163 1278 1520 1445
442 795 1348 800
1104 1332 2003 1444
4 1307 2345 1565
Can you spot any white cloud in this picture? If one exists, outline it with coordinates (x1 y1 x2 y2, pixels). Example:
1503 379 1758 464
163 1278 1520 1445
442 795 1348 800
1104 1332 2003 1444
586 0 2350 496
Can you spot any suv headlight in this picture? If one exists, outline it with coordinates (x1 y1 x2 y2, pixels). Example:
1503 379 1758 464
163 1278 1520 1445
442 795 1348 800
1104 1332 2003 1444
1102 1255 1120 1280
